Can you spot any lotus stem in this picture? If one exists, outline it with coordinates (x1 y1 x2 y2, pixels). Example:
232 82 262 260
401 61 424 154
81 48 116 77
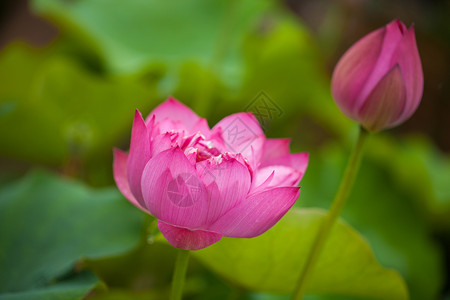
291 126 369 299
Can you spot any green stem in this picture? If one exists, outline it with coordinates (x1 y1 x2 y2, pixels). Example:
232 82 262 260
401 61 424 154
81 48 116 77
170 249 190 300
291 126 369 300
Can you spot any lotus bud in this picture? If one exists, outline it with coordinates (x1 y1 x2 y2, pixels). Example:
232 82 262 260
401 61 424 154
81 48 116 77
331 19 423 132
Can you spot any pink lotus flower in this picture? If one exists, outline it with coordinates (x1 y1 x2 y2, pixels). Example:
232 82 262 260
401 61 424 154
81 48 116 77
331 19 423 132
114 98 308 250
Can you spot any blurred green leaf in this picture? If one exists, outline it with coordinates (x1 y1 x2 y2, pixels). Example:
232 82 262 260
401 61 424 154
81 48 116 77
31 0 272 90
238 16 353 145
0 272 97 300
0 170 144 297
299 139 443 300
86 240 176 291
169 13 354 143
86 237 239 299
0 44 157 168
366 135 450 229
250 292 357 300
87 289 165 300
195 208 408 299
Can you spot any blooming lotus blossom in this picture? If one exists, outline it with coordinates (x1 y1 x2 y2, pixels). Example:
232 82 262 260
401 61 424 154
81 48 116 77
114 98 308 250
331 19 423 132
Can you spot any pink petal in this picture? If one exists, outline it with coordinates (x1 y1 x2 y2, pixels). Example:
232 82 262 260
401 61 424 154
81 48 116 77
157 119 189 134
358 65 407 131
250 170 275 194
395 19 408 34
260 138 291 165
141 147 209 229
158 221 222 251
213 112 264 153
332 26 385 119
245 137 266 172
290 153 309 172
151 132 173 157
113 149 148 212
147 115 161 140
261 152 309 174
208 126 226 149
252 165 302 192
146 97 209 134
390 26 423 125
192 118 211 137
209 187 300 238
127 110 151 207
197 156 251 224
355 20 406 111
